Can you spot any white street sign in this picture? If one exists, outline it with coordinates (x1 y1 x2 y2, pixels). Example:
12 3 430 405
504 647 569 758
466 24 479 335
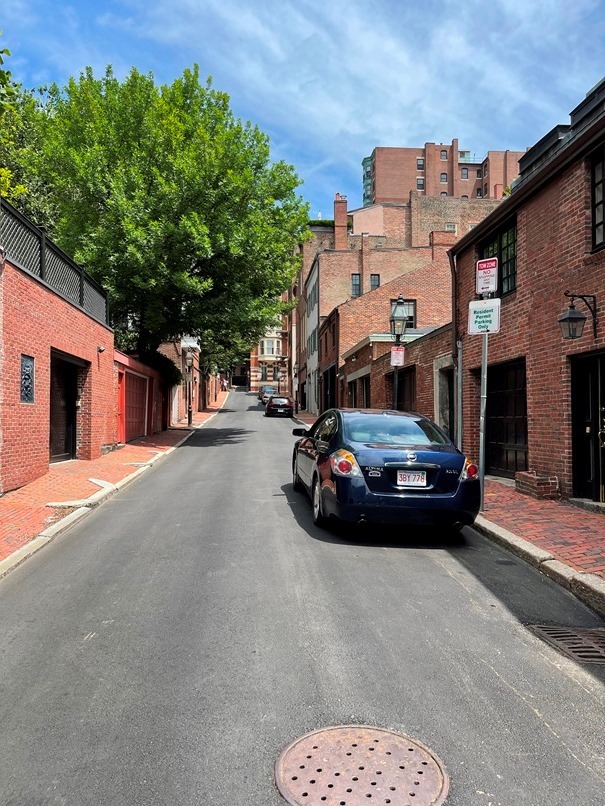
476 257 498 294
468 298 501 334
390 346 405 366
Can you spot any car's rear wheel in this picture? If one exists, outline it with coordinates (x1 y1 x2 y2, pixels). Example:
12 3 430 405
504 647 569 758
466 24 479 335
292 456 303 492
312 477 326 526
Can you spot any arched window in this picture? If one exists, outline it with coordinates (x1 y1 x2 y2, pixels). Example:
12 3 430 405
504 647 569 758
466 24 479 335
440 150 447 160
440 173 447 183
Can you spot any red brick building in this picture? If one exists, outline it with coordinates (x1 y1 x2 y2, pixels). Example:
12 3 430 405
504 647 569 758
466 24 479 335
450 77 605 503
363 141 525 205
0 199 115 492
0 198 181 494
318 232 456 411
341 324 455 437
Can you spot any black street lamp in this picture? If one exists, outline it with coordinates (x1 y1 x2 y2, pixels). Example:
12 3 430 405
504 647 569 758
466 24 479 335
558 291 597 339
390 295 408 410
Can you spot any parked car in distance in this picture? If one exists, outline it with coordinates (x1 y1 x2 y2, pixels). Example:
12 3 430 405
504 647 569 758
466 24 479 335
265 395 294 418
258 384 277 401
261 386 278 405
292 408 480 531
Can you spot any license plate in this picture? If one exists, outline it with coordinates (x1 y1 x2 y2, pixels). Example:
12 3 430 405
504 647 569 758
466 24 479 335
277 408 285 413
397 470 427 487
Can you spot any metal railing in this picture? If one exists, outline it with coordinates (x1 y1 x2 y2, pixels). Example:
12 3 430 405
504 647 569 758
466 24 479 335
0 197 108 324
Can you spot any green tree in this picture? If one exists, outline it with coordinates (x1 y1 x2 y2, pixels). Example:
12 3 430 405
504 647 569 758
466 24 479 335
11 64 308 354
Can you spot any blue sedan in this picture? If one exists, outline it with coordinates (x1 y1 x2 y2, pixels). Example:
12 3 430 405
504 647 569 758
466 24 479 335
292 408 480 531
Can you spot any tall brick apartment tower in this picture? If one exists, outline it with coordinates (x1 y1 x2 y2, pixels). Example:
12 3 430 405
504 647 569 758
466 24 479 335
362 139 526 205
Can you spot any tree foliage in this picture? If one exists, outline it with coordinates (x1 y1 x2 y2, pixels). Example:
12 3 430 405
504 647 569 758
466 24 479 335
5 64 308 354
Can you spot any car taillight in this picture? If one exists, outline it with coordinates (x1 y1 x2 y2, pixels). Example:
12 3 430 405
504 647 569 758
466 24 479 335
330 449 363 477
461 458 479 480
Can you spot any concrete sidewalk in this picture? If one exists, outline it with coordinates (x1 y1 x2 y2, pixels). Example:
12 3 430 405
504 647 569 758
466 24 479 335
1 395 604 618
293 409 605 618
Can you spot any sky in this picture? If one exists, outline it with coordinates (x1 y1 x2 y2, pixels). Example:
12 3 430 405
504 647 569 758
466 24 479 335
2 0 605 218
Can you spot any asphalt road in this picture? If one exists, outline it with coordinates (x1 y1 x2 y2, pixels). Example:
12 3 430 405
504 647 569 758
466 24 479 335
1 388 604 806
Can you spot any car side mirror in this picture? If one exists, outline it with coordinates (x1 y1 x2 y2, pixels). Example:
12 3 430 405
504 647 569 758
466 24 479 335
292 428 307 436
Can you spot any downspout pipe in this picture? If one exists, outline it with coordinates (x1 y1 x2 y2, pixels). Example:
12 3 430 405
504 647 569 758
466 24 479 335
448 249 463 450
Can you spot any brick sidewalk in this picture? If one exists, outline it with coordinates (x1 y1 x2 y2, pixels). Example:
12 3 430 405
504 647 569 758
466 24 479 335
0 391 229 563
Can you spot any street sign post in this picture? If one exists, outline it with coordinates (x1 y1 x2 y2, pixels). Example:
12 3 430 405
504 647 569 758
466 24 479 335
476 257 498 295
468 295 501 511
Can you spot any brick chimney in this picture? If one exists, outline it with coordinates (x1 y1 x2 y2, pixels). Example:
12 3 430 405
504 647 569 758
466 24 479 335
334 193 348 250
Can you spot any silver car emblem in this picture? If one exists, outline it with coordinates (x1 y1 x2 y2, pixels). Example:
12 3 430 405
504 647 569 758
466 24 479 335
406 452 417 462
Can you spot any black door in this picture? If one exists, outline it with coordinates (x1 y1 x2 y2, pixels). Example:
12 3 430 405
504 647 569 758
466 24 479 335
571 354 605 501
50 357 78 462
486 359 528 478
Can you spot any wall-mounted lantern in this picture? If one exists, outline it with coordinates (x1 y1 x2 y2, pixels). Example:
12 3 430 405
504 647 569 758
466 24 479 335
558 291 597 339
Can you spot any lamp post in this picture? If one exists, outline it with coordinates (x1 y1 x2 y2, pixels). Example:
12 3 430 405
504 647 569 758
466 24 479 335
185 348 194 426
389 295 408 410
293 363 298 413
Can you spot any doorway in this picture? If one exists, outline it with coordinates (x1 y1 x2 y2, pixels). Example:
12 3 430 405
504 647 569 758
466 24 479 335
485 359 528 478
49 355 78 462
571 353 605 501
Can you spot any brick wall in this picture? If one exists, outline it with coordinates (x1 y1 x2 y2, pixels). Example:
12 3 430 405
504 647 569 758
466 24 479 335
1 261 115 493
455 156 605 498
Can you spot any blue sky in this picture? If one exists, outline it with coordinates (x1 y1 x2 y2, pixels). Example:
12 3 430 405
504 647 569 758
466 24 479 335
3 0 605 217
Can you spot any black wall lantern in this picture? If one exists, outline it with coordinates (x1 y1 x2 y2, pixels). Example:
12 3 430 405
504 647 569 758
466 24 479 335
558 291 597 340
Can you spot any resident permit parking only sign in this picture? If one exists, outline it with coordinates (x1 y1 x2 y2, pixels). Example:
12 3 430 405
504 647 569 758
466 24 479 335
468 298 501 334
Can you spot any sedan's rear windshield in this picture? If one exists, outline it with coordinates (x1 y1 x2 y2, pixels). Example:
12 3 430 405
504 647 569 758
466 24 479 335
344 415 449 446
263 388 277 394
269 397 290 405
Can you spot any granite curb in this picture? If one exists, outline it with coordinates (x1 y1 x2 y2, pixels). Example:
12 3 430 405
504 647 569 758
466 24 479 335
0 409 221 579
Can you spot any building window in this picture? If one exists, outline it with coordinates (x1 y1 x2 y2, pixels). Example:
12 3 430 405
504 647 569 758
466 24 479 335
416 177 425 190
461 168 468 179
440 192 447 198
440 150 447 160
351 274 361 297
21 355 35 403
391 298 416 329
477 168 482 178
370 274 380 291
476 188 483 197
482 218 517 295
445 223 457 233
592 143 605 249
261 364 267 381
417 158 424 170
484 183 488 197
440 172 447 183
461 194 469 200
261 339 276 356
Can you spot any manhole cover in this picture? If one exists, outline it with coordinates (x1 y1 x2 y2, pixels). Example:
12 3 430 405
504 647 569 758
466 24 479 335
275 725 449 806
529 625 605 664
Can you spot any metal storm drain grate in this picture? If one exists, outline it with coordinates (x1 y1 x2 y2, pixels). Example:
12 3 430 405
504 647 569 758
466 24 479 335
275 725 449 806
529 625 605 664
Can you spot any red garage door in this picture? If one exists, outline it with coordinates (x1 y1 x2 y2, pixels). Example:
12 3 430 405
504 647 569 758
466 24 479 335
125 372 148 442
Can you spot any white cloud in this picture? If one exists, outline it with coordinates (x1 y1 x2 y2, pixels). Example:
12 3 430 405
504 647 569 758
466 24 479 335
4 0 605 212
